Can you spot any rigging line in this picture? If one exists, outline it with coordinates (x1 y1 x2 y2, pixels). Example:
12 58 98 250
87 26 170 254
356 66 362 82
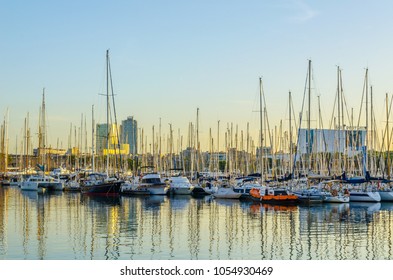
292 61 310 177
375 95 393 175
108 52 123 173
329 87 338 130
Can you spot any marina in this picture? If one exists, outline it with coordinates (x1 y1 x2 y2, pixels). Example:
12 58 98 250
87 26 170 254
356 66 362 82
1 185 393 260
2 2 393 267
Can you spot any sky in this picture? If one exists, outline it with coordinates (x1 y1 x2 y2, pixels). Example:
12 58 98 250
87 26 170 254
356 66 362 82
1 0 393 153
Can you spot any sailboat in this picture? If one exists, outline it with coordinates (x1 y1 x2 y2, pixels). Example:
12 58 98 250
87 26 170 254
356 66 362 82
20 90 64 192
292 60 326 203
81 50 124 196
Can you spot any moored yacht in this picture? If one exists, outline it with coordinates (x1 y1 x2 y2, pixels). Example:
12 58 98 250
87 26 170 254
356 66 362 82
121 173 169 195
20 174 64 192
212 186 242 199
347 183 381 202
80 173 123 196
319 180 350 203
292 186 326 203
168 176 194 195
232 177 267 200
376 182 393 202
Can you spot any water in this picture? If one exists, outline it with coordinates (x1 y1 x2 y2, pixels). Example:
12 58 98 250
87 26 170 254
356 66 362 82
1 186 393 260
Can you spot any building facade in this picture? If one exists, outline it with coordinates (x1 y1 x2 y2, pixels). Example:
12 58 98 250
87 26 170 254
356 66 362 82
96 123 129 155
297 128 366 155
121 116 138 155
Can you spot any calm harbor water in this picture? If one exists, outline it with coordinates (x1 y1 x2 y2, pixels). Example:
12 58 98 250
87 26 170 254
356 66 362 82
1 186 393 260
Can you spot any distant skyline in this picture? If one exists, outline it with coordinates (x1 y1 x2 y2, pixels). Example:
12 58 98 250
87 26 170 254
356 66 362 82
1 0 393 153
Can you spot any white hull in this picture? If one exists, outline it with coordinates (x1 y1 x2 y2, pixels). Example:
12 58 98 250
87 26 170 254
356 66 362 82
212 188 242 199
20 181 38 191
168 176 194 195
170 187 193 195
202 185 217 195
324 195 350 203
148 185 169 195
20 176 64 192
350 191 381 202
378 191 393 202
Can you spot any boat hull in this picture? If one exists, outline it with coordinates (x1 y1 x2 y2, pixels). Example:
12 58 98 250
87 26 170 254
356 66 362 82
212 188 242 199
293 190 325 203
378 191 393 202
324 196 350 203
261 195 299 205
349 191 381 202
191 186 210 196
21 181 63 191
81 181 123 196
148 185 169 195
170 187 193 195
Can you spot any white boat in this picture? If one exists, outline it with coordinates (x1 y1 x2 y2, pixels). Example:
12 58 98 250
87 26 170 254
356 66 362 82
212 185 242 199
20 174 64 192
168 176 194 195
319 180 350 203
324 192 350 203
377 183 393 201
378 190 393 201
122 173 169 195
120 180 150 195
64 180 81 192
232 177 267 199
293 186 326 203
348 185 381 202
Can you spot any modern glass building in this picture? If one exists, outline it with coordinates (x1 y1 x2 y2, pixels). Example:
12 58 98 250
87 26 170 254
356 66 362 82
121 116 138 155
96 123 129 155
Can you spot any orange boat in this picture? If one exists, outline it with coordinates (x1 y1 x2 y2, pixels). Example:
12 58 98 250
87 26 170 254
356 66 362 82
250 188 262 199
250 187 299 205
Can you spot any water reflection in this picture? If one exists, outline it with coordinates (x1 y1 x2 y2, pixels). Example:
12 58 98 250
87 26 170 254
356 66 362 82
1 188 393 260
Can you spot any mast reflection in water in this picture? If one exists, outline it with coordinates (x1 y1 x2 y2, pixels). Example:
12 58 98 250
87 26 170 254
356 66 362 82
1 186 393 260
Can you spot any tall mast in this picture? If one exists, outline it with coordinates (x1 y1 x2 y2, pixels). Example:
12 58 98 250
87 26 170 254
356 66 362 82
196 108 200 173
41 88 46 173
259 77 264 183
307 60 311 171
106 50 110 177
289 91 292 175
217 120 220 175
337 66 341 173
152 125 155 170
386 93 390 179
365 68 369 173
92 105 95 173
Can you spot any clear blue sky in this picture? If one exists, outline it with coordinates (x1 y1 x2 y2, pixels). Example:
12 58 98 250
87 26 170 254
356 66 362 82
1 0 393 153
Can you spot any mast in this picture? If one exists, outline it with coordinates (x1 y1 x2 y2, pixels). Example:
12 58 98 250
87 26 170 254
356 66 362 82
152 125 155 170
386 93 390 179
92 105 95 173
196 108 200 173
289 91 292 175
41 88 46 173
259 77 264 184
106 50 110 177
365 68 369 174
337 66 341 174
307 60 311 172
217 120 220 175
